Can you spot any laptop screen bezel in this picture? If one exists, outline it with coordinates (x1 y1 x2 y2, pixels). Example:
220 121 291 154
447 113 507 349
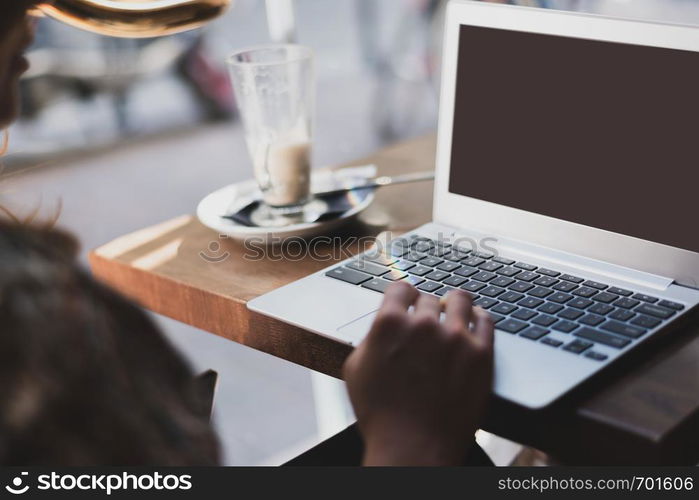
434 0 699 288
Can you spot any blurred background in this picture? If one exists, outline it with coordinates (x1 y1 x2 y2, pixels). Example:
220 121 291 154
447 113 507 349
2 0 699 465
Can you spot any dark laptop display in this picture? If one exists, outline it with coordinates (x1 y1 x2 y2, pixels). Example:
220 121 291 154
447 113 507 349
449 25 699 253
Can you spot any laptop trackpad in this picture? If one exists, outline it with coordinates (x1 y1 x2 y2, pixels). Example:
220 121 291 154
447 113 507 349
337 310 379 345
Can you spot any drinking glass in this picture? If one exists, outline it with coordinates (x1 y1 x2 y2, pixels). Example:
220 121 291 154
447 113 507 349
227 45 315 219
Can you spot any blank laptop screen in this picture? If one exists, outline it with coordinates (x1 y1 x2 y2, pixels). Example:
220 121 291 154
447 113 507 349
449 25 699 253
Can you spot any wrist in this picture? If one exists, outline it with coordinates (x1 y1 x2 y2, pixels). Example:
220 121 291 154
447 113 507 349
361 419 467 466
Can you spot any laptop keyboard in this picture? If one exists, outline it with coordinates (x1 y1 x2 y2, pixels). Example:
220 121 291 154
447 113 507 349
325 234 686 361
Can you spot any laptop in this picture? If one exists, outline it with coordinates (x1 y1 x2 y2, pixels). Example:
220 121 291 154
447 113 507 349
248 0 699 409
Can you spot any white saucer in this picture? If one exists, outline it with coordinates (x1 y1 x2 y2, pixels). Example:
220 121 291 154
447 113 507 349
197 166 377 242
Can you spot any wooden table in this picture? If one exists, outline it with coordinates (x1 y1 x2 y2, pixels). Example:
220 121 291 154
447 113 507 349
90 135 699 465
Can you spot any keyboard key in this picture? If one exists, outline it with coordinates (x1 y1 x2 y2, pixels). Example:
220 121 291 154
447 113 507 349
532 314 557 327
516 271 540 282
588 303 614 316
405 275 425 286
549 292 574 304
326 267 372 285
538 302 564 314
537 268 561 278
600 320 647 339
593 292 619 304
493 256 515 265
561 274 584 284
443 275 468 287
500 291 525 303
534 276 559 287
514 262 537 271
528 286 554 299
480 261 503 272
613 297 640 309
388 238 411 251
558 308 584 320
383 270 408 281
563 339 593 354
462 257 486 267
347 260 390 276
580 313 605 326
474 297 498 309
417 281 443 293
472 271 497 282
427 245 452 258
568 298 593 310
392 260 415 271
520 326 550 340
492 303 518 315
404 252 428 262
631 315 661 329
553 281 578 293
583 280 608 290
489 313 505 324
541 337 564 348
443 250 470 262
496 267 522 277
364 254 399 266
412 242 433 253
420 257 444 267
435 286 456 297
632 293 659 304
425 270 451 282
362 279 392 293
481 286 506 298
437 261 462 272
572 287 598 298
409 265 434 277
635 303 676 320
659 300 685 311
490 276 515 288
575 327 630 349
455 266 479 278
585 351 609 361
608 287 632 297
461 281 486 293
609 309 635 322
553 320 579 333
519 297 544 309
512 308 537 321
498 318 528 334
389 247 409 258
510 281 535 293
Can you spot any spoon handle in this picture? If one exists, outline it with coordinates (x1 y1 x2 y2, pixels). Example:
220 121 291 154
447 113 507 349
316 170 435 198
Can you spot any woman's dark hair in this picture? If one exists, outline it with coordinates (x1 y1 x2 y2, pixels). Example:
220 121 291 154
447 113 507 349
0 221 220 465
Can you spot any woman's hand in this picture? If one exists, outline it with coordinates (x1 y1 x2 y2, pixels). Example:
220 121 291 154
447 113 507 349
343 282 495 466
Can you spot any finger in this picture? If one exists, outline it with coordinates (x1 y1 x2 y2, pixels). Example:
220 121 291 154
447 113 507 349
443 290 472 333
471 306 495 348
413 292 442 320
380 281 418 315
